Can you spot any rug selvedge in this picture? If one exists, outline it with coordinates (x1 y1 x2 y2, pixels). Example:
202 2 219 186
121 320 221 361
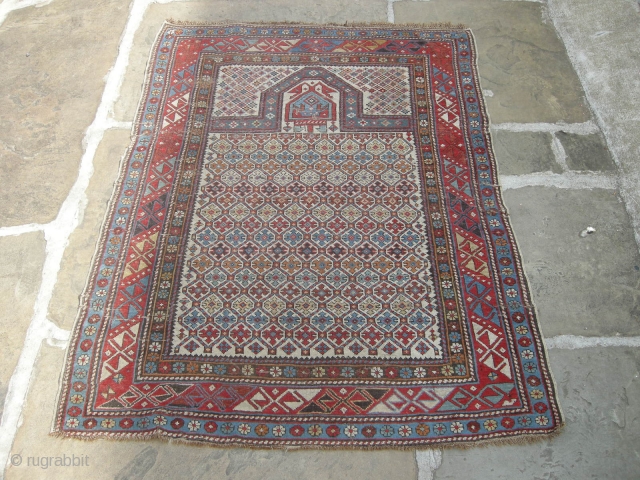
54 23 563 446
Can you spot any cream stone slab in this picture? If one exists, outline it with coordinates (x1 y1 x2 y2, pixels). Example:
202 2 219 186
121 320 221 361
0 0 130 226
394 0 592 124
5 345 416 480
113 0 388 123
48 129 129 331
0 232 45 417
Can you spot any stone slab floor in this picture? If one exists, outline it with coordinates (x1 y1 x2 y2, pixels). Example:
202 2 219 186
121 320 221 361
0 0 639 478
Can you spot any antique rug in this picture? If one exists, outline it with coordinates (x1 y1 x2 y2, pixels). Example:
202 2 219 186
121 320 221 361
54 22 562 447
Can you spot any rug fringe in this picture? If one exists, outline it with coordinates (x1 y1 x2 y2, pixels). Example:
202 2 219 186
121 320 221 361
49 423 563 451
164 19 468 30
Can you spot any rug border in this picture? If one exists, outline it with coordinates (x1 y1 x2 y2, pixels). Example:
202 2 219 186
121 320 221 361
51 21 564 449
413 26 564 439
51 18 171 438
465 28 566 433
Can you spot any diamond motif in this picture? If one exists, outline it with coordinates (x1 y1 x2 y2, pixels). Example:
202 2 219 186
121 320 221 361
166 128 437 360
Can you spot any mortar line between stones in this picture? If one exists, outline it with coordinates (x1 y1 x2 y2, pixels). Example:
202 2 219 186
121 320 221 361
0 0 52 25
416 449 443 480
106 119 134 130
0 223 46 237
550 133 569 171
389 0 437 23
387 0 399 23
492 121 599 134
499 171 617 190
545 335 640 349
0 0 158 476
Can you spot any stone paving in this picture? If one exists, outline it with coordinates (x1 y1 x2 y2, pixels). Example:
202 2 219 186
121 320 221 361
0 0 639 478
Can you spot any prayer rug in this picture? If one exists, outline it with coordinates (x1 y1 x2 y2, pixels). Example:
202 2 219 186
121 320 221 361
54 22 563 447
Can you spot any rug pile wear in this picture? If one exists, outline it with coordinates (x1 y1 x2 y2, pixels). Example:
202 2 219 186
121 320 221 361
54 23 563 447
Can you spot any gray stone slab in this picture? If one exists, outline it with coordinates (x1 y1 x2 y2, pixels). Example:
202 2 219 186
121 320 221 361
394 0 592 124
557 132 617 172
6 345 417 480
0 0 129 227
547 0 640 254
492 130 560 175
433 347 640 479
113 0 388 122
503 187 640 336
48 129 127 331
0 232 45 418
